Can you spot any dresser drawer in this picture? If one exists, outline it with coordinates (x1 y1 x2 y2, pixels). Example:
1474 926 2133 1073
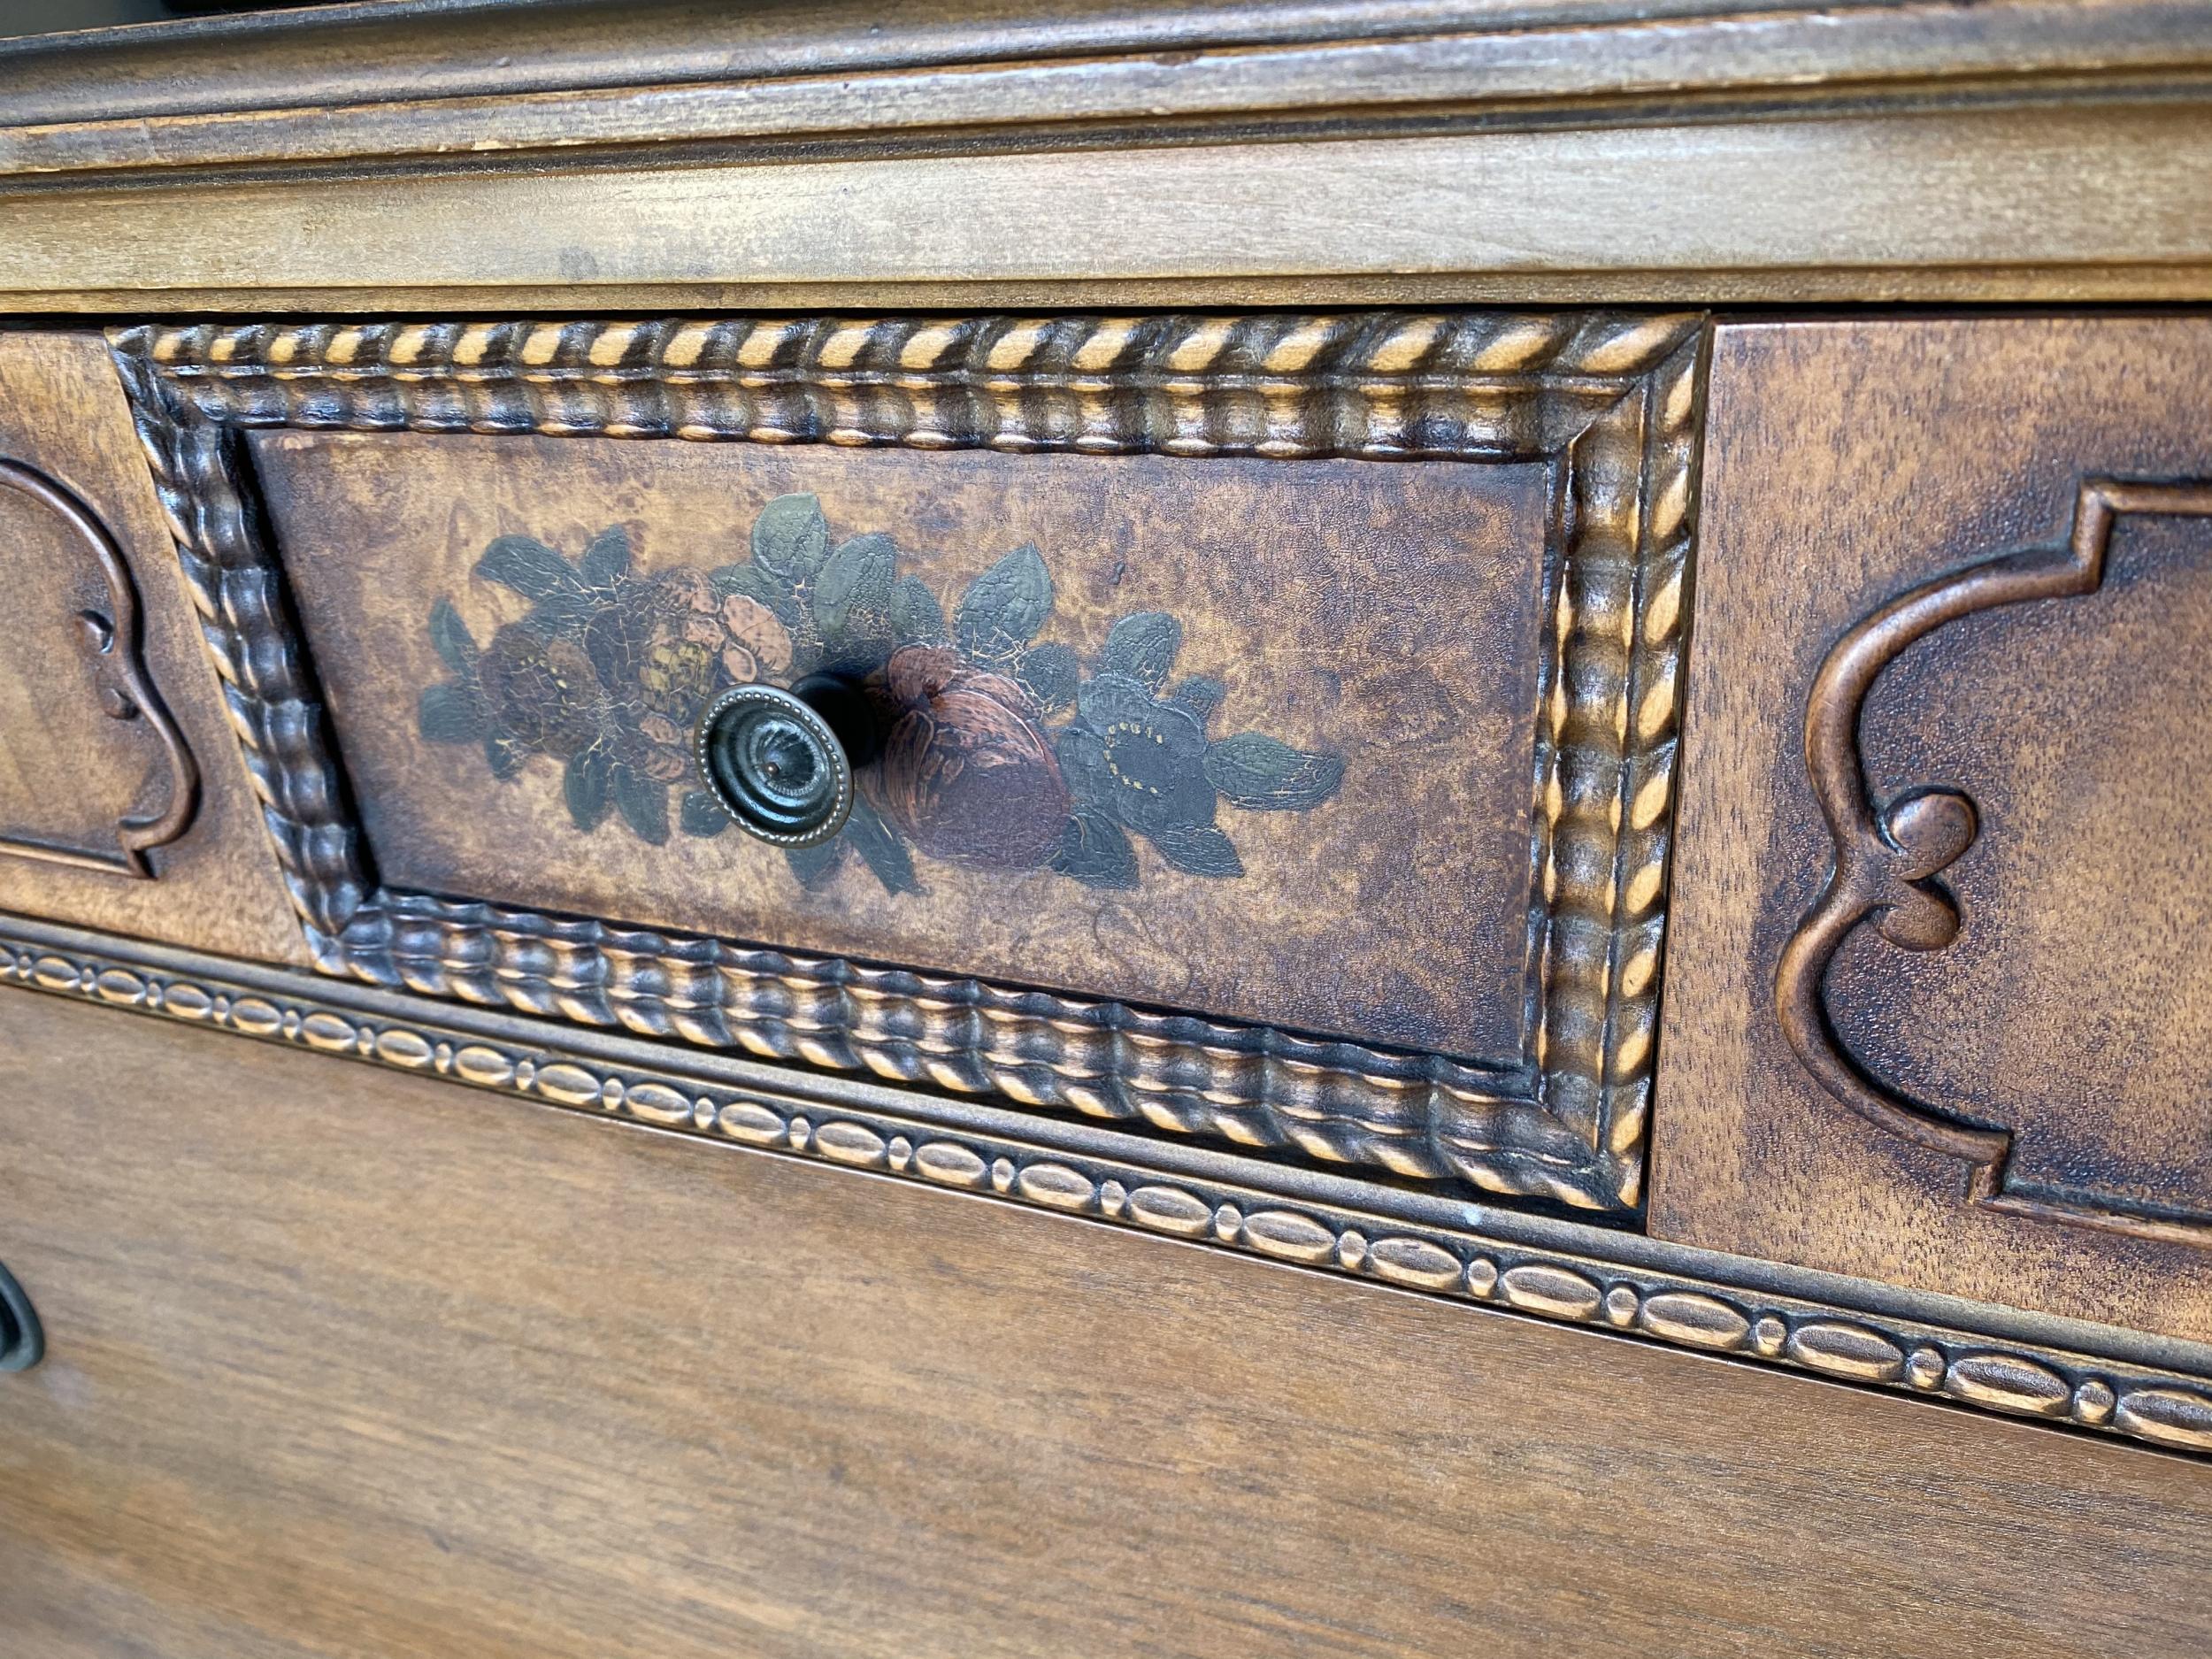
112 311 1702 1214
1655 316 2212 1344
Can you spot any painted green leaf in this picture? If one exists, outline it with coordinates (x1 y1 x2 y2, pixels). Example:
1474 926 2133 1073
750 494 831 580
1016 642 1080 713
1166 675 1224 725
844 796 920 895
1203 732 1345 810
1102 611 1181 691
565 747 611 833
888 575 946 644
476 535 584 602
787 840 844 889
815 533 898 642
1049 810 1138 889
427 597 479 676
418 681 482 744
1148 820 1245 878
679 789 730 838
954 543 1053 661
611 764 670 845
580 525 633 588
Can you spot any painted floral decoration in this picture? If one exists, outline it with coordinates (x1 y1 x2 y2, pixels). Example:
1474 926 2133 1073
419 495 1343 895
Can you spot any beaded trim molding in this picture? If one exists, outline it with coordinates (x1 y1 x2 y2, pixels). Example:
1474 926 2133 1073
107 311 1703 1213
7 916 2209 1460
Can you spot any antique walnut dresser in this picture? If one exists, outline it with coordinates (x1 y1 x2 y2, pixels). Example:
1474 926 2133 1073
3 2 2212 1653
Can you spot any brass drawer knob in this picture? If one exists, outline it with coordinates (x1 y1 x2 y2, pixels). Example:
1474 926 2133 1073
695 676 879 849
0 1261 42 1372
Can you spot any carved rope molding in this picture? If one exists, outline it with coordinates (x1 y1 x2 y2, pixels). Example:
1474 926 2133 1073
1778 478 2212 1246
5 917 2211 1459
0 458 199 876
108 311 1704 1211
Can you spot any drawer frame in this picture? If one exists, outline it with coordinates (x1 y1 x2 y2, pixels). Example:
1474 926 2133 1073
109 311 1701 1211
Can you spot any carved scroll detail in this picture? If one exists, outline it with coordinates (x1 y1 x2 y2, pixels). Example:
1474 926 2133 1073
1777 479 2212 1244
0 459 199 877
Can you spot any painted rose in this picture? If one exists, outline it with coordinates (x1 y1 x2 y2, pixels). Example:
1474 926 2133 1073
864 644 1071 871
421 504 1342 893
475 626 607 759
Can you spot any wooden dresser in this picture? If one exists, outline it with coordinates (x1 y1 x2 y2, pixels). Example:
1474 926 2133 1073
3 3 2212 1653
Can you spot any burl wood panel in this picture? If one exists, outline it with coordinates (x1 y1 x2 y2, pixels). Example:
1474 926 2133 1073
4 992 2211 1659
0 333 306 964
1655 316 2212 1343
254 431 1550 1059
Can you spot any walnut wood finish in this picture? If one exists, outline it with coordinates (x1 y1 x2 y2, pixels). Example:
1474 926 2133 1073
1655 316 2212 1344
3 987 2211 1659
0 455 196 877
0 332 307 966
12 0 2197 131
1776 477 2212 1246
256 434 1544 1064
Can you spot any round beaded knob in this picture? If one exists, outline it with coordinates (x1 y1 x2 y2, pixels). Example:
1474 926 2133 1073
695 678 874 848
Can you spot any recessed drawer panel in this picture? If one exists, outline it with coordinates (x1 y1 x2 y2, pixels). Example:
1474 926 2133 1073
114 311 1701 1211
256 434 1548 1064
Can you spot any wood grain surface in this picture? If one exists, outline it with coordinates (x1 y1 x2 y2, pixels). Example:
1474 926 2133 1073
0 333 307 966
12 0 2193 132
2 988 2210 1657
12 104 2212 312
1655 316 2212 1342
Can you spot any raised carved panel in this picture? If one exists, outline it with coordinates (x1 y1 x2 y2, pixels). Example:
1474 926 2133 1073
1779 478 2212 1245
0 457 198 877
1656 316 2212 1347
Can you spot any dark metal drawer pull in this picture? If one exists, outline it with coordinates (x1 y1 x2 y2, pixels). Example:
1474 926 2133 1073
0 1261 42 1372
695 675 879 849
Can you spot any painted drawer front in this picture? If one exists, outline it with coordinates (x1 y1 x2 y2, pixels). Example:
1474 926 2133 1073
1657 316 2212 1344
112 311 1701 1211
258 436 1542 1066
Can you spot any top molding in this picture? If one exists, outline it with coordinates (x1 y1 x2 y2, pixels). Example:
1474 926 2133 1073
4 0 2212 308
11 0 2204 131
8 0 2212 167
